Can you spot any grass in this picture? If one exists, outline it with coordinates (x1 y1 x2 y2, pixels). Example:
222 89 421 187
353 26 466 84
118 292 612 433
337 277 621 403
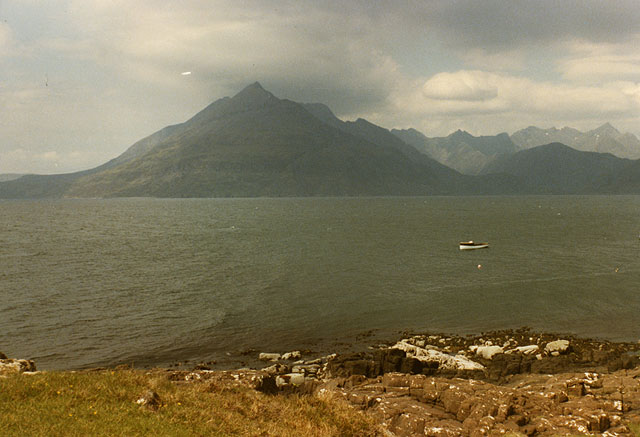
0 369 382 436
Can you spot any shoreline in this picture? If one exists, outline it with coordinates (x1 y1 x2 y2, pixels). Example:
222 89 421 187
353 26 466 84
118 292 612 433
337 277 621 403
5 327 640 374
4 328 640 435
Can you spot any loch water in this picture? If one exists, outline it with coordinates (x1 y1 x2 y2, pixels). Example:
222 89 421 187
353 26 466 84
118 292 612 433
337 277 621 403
1 196 639 370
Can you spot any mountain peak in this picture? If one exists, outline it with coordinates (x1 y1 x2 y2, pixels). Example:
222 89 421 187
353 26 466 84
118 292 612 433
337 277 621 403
591 122 619 136
246 81 265 91
230 81 277 108
450 129 473 139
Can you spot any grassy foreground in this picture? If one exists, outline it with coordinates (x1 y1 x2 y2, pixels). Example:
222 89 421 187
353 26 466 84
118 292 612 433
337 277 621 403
0 369 382 437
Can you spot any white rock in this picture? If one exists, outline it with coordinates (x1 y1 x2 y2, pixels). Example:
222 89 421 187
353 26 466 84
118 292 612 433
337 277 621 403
281 351 301 360
392 340 484 371
0 359 37 375
471 345 504 360
258 352 281 361
262 363 288 374
544 340 570 355
292 364 321 375
275 372 306 387
505 345 539 355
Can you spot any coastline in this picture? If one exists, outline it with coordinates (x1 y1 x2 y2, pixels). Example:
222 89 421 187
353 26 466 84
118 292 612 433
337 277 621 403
3 328 640 435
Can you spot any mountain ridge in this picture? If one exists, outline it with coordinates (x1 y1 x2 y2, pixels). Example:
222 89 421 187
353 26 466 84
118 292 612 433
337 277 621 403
1 83 639 198
2 83 473 198
511 124 640 159
391 128 517 175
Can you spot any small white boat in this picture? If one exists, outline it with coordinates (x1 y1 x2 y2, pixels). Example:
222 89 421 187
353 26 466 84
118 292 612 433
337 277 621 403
459 241 489 250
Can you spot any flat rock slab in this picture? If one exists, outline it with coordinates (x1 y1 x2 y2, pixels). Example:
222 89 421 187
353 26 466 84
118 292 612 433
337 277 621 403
326 368 640 436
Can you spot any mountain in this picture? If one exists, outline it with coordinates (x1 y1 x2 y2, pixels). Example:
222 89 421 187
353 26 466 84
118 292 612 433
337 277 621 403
1 82 492 198
6 82 636 198
391 128 518 175
480 142 636 193
302 103 448 171
511 124 640 159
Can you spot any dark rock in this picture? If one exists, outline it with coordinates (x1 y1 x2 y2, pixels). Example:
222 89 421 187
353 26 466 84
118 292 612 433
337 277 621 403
566 382 585 398
373 348 406 374
136 389 161 411
607 358 623 372
530 355 571 374
0 352 6 360
344 374 367 389
344 360 374 377
253 374 278 394
400 357 426 374
326 353 377 378
441 388 468 415
621 353 638 369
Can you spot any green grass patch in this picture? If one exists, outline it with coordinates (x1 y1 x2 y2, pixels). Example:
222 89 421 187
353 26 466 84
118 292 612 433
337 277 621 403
0 370 381 436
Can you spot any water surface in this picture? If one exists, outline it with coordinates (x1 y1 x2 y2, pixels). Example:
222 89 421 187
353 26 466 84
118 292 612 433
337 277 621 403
1 196 639 369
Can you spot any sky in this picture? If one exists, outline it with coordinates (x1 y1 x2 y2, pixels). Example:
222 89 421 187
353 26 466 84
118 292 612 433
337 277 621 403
1 0 639 174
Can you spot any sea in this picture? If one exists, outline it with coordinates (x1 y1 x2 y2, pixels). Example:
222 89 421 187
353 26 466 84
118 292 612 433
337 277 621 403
1 196 639 370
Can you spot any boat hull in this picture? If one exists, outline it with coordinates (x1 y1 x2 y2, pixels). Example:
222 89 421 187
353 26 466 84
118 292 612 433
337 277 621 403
459 243 489 250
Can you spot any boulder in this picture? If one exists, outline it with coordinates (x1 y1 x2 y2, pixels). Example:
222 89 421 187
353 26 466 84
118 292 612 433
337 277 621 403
0 358 37 375
281 351 301 361
470 345 504 360
258 352 281 362
393 340 485 371
545 340 570 355
262 363 289 374
292 364 321 375
325 353 378 378
276 372 306 387
505 345 539 355
136 389 161 411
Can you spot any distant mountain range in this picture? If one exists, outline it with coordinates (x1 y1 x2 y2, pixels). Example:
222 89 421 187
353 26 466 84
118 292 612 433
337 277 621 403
511 124 640 159
1 82 639 198
391 128 517 175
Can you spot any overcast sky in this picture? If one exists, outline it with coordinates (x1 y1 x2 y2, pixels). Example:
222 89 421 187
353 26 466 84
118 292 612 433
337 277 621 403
1 0 639 174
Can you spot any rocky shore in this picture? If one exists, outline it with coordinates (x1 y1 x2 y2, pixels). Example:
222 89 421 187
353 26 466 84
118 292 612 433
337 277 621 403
3 329 640 436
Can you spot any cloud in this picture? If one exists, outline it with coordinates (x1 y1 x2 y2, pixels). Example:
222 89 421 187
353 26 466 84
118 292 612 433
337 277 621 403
390 70 640 136
56 0 404 115
0 22 13 56
559 37 640 83
1 1 639 173
3 146 117 174
412 0 640 53
422 71 498 101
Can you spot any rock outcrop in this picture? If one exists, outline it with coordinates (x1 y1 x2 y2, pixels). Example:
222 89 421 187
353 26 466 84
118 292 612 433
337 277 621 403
169 360 640 436
0 357 37 376
324 330 639 383
326 368 640 436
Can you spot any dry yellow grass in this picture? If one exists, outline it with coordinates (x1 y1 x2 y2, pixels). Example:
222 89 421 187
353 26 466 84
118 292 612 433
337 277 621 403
0 369 382 437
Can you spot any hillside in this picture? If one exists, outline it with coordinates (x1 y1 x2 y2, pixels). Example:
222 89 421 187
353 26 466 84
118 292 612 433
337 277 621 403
67 83 467 197
481 142 636 193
